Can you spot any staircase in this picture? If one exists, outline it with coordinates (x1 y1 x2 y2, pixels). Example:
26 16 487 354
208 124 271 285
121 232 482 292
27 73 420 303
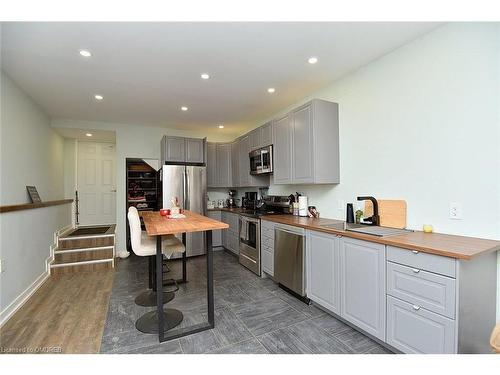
50 225 116 275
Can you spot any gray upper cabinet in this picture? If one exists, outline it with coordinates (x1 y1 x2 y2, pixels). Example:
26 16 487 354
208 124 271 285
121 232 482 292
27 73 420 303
272 99 339 185
340 237 386 341
162 136 185 163
239 136 250 186
231 141 240 187
161 136 206 164
185 138 205 163
292 103 314 183
261 121 273 147
207 142 217 187
249 128 261 151
273 114 293 184
306 230 341 315
216 143 232 187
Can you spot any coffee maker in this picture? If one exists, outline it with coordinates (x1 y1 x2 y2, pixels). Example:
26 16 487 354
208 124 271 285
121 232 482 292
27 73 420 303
226 189 238 208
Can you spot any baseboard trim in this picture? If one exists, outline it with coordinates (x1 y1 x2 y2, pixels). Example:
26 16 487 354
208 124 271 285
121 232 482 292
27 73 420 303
0 270 49 328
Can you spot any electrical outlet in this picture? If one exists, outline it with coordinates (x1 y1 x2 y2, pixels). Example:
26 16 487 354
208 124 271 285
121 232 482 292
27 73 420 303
0 259 3 273
449 202 462 220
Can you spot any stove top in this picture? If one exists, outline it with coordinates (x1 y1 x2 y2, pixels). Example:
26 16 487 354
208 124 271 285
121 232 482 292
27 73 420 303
239 209 288 218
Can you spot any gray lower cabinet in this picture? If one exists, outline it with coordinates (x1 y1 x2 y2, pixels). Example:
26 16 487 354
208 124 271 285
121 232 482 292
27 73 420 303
340 237 386 341
207 211 222 247
261 220 275 276
387 295 455 354
306 230 341 315
221 211 239 255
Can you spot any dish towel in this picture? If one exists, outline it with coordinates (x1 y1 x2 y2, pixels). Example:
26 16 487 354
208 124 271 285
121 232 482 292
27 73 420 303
239 220 249 241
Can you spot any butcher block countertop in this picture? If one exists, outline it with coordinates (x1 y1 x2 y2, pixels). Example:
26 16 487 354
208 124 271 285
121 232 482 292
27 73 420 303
260 215 500 260
141 210 228 236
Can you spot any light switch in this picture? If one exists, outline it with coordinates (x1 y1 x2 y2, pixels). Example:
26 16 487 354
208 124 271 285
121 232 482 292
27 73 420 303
449 202 462 220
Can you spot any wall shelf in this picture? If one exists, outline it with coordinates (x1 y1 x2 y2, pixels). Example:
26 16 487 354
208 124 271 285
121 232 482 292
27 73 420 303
0 199 73 214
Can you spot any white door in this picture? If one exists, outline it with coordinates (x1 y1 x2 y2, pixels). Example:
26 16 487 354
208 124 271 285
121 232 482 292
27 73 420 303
77 142 116 225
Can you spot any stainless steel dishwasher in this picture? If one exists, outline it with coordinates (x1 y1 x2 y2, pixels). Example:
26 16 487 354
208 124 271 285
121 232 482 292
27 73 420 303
274 224 307 300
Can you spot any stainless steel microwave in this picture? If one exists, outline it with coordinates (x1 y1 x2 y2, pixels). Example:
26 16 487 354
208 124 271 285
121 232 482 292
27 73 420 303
249 145 273 175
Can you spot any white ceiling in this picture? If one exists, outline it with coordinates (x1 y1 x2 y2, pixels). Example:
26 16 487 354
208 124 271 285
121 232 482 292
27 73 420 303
1 22 441 136
53 127 116 142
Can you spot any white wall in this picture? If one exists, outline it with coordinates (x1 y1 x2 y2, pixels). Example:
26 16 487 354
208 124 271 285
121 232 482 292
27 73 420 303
0 72 71 323
52 119 235 257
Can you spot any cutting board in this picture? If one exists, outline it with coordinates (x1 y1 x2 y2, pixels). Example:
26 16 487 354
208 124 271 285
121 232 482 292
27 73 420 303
364 199 407 229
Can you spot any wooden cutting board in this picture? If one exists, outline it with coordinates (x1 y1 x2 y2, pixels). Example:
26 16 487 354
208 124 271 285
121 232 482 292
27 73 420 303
364 199 407 229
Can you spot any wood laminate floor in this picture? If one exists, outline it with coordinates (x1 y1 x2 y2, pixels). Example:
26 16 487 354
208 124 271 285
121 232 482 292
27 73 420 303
0 270 114 354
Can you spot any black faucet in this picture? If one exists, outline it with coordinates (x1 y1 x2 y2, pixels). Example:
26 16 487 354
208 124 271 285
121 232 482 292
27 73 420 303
357 196 380 226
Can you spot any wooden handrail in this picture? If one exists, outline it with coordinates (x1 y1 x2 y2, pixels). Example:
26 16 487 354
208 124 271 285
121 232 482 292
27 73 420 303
0 199 73 213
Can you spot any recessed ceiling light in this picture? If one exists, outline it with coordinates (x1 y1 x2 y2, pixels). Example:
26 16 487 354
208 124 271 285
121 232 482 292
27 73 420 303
79 49 92 57
201 73 210 80
85 133 93 137
308 56 318 64
94 94 103 100
181 106 188 111
218 125 224 129
267 88 276 94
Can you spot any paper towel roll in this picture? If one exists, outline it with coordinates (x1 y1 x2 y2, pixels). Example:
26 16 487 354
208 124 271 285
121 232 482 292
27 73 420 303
298 196 308 217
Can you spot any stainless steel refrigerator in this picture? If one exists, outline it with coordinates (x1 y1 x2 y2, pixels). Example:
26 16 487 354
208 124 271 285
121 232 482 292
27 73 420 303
160 165 207 258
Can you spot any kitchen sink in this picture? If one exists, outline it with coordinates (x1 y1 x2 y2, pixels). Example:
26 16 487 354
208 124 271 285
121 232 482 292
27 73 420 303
320 222 413 237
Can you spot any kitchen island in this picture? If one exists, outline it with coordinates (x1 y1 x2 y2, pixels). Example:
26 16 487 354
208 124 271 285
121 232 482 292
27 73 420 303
141 210 228 342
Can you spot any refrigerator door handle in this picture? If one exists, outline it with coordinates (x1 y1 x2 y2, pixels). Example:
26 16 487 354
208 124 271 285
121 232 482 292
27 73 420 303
184 168 190 210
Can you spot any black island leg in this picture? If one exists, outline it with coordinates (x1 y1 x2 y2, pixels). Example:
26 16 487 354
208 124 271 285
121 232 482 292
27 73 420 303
156 235 165 341
206 230 214 327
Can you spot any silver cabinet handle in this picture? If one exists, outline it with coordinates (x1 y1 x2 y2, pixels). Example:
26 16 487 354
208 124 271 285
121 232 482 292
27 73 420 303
412 268 420 273
412 305 421 311
412 250 419 254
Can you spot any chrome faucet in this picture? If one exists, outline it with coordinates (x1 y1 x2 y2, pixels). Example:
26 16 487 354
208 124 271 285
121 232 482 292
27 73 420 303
357 196 380 226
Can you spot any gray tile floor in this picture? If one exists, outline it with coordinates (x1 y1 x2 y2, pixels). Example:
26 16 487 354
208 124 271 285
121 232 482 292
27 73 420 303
100 250 393 354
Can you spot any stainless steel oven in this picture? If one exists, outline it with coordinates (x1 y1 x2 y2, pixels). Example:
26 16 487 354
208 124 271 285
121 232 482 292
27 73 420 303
238 215 261 276
249 145 273 175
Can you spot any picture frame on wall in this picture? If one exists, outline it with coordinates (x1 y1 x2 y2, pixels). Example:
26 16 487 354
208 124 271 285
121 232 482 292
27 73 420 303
26 186 42 203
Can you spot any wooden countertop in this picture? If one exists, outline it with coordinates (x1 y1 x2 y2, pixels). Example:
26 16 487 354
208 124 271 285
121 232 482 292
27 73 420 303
260 215 500 260
141 210 229 236
0 199 73 213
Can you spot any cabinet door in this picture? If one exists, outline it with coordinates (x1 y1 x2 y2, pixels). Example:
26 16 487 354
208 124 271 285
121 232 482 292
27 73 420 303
207 143 217 187
261 121 273 147
306 231 340 314
185 138 205 163
216 143 232 187
231 141 240 187
249 129 261 151
239 136 250 186
292 104 314 183
340 237 386 340
164 136 185 163
272 114 292 184
207 211 222 247
387 296 455 354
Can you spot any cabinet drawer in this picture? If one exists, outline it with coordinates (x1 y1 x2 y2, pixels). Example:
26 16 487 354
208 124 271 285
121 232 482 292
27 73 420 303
387 246 456 278
387 262 456 319
262 248 274 275
261 220 275 231
387 296 455 354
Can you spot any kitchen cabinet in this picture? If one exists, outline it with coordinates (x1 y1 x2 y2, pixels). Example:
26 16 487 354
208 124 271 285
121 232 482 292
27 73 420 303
216 143 232 187
261 220 275 276
261 121 273 147
272 99 339 185
272 114 293 184
249 128 261 151
207 142 217 187
161 136 206 164
207 211 222 247
387 295 455 354
340 237 386 341
221 211 239 255
306 230 341 315
239 136 251 187
185 138 205 163
231 141 240 187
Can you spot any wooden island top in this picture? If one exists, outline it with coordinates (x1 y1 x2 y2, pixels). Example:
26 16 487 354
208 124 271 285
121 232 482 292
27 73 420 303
141 210 229 236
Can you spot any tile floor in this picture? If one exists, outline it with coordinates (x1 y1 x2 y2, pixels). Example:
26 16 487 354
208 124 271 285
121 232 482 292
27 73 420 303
100 250 393 354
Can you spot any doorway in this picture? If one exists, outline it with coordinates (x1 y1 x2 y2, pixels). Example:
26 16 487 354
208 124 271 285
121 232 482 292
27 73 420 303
77 141 117 225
